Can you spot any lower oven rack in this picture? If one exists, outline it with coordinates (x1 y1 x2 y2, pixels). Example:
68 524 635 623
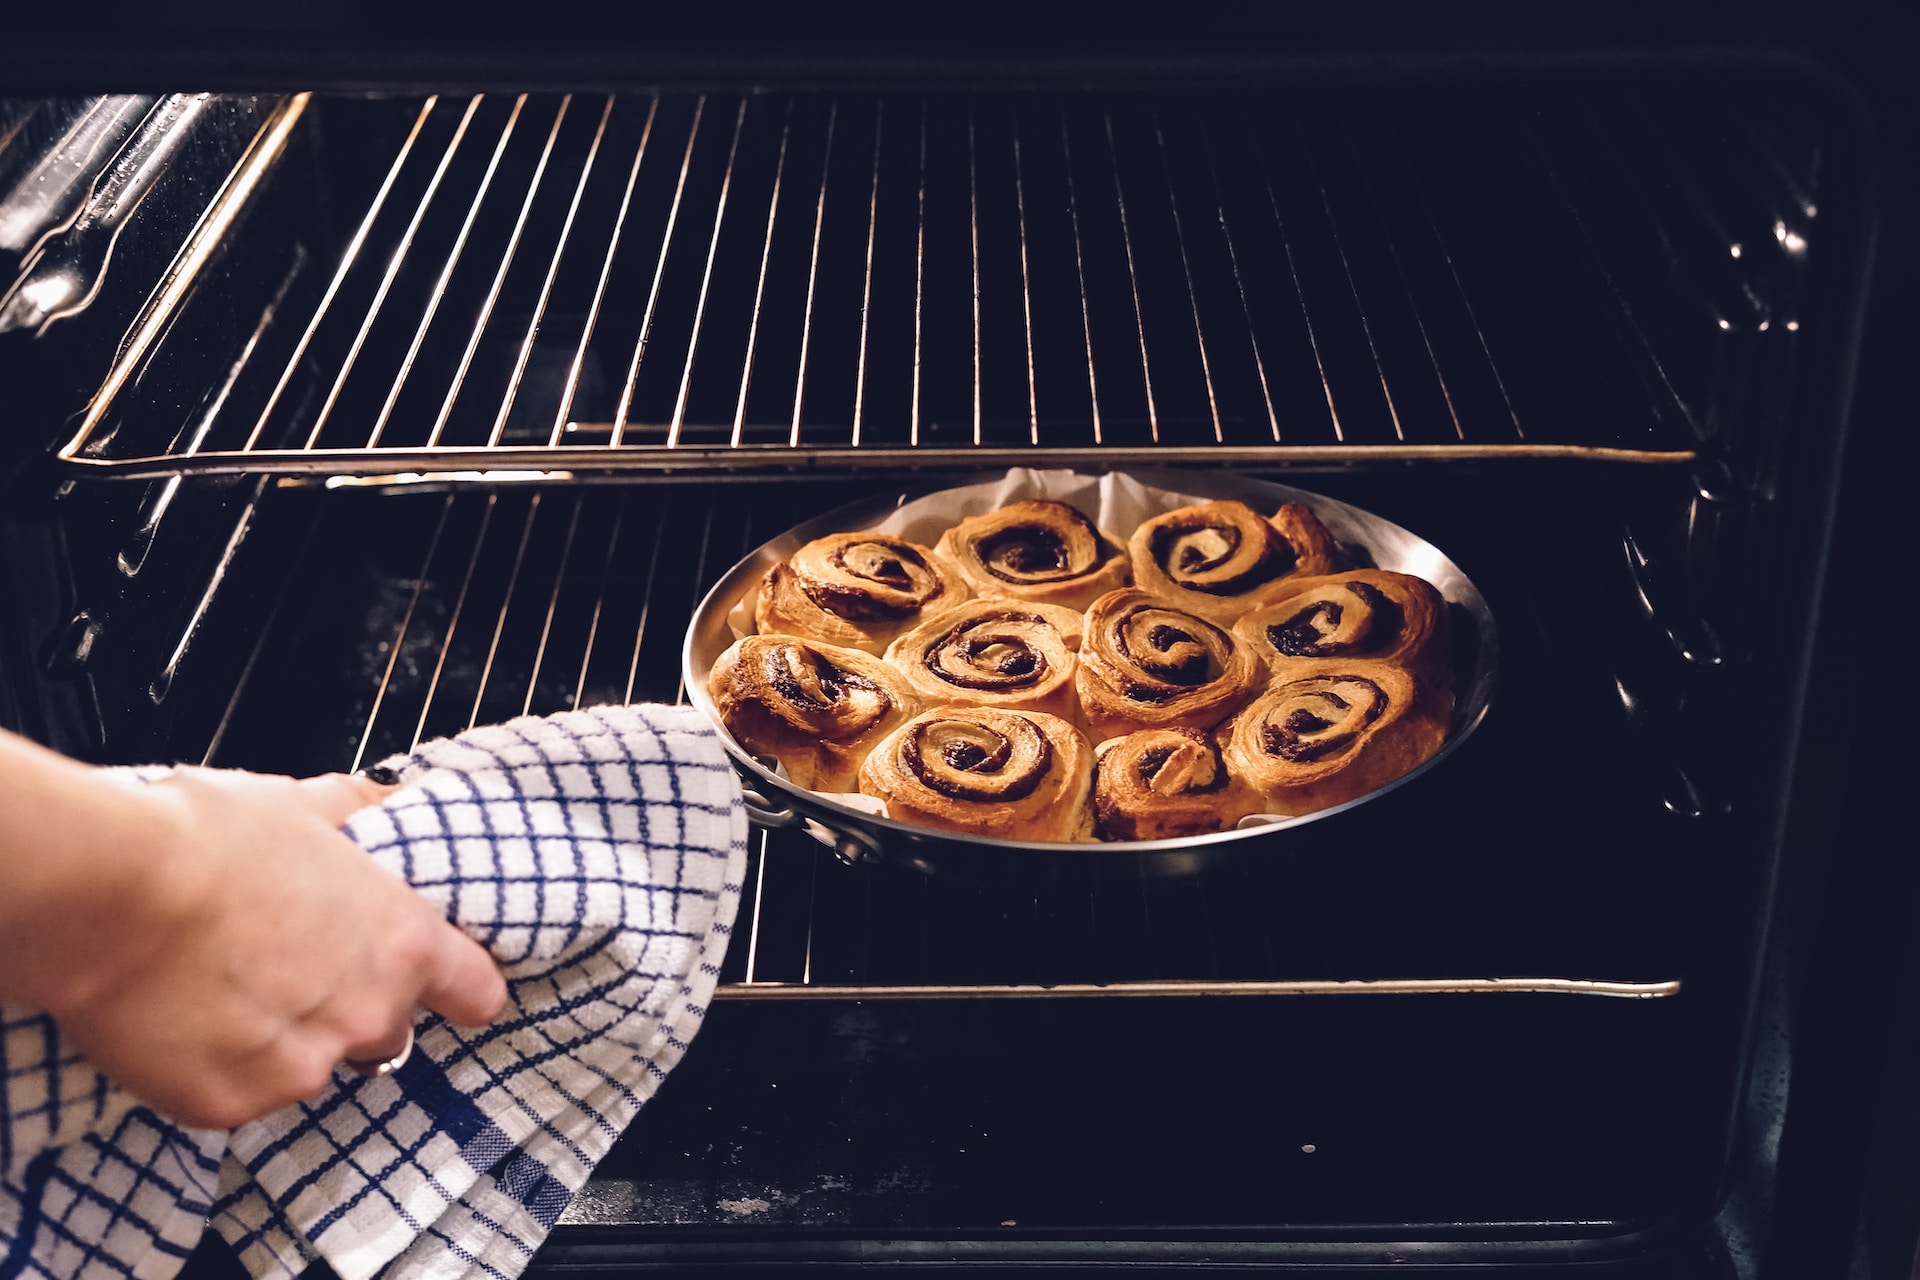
156 476 1698 1004
712 835 1684 1003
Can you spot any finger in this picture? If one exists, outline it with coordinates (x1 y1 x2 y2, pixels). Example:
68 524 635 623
295 772 395 826
417 923 509 1028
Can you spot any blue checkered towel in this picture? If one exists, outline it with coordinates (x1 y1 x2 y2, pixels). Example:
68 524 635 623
1 704 747 1280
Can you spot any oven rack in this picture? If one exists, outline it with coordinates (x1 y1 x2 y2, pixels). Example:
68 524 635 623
50 87 1746 481
713 831 1681 1002
172 482 1690 1002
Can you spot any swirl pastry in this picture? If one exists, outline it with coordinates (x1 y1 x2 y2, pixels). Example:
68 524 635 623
1234 570 1452 688
1128 500 1340 621
858 706 1095 841
1092 728 1266 841
709 636 923 791
934 499 1131 610
756 531 971 654
1223 661 1451 815
1075 588 1267 741
884 599 1085 721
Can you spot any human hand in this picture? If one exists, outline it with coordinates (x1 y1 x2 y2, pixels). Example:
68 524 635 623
0 761 507 1130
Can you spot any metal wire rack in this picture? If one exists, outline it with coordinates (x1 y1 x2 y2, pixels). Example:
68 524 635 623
184 483 1686 1000
58 89 1723 480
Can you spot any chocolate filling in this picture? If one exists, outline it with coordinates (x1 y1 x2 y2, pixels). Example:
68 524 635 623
1113 608 1223 687
923 611 1052 690
760 652 887 729
1266 581 1397 657
902 720 1050 801
1268 602 1343 657
1149 623 1195 650
944 741 991 771
801 540 938 620
1283 708 1334 735
867 557 911 587
833 538 930 580
1109 735 1227 797
1136 745 1177 778
803 580 923 621
766 648 881 713
989 647 1039 677
975 505 1105 583
1260 677 1388 763
1149 518 1295 596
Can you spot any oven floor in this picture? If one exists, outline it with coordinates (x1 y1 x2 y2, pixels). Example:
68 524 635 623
172 993 1704 1277
555 991 1701 1238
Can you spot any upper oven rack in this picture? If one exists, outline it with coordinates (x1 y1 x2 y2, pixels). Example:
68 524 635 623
52 88 1719 481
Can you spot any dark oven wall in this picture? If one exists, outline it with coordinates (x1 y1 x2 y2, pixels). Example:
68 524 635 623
0 24 1910 1279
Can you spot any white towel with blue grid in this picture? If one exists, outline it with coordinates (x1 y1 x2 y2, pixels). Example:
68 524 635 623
1 704 748 1280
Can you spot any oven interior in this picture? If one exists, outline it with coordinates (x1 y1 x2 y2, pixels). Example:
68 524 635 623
0 59 1872 1272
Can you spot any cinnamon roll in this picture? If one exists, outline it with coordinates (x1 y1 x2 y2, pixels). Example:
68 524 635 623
1127 500 1340 621
1223 661 1451 815
1234 570 1452 688
884 600 1084 721
1092 727 1266 841
710 635 923 791
934 499 1131 611
755 532 971 654
858 706 1095 842
1075 588 1267 741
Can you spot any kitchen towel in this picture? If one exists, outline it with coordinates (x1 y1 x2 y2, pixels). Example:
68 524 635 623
1 703 748 1280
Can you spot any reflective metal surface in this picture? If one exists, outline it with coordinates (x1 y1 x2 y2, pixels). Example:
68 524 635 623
714 977 1681 1000
1 95 214 332
0 95 155 254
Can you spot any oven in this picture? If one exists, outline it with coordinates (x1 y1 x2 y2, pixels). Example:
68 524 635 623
2 6 1915 1276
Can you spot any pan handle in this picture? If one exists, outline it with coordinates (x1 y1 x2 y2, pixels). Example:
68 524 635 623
737 774 883 866
739 779 807 829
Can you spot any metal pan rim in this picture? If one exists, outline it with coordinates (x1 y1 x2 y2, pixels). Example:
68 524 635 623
682 466 1499 859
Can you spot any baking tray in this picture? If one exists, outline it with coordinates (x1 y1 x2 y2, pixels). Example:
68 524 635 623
683 469 1499 874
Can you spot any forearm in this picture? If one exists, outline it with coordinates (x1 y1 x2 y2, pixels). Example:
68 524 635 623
0 729 174 1012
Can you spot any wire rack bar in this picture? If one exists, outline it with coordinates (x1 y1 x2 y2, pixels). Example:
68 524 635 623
66 441 1695 483
425 97 572 449
713 978 1682 1000
57 89 1721 479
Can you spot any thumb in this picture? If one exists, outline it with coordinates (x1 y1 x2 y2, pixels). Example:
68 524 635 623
418 921 509 1028
295 771 396 828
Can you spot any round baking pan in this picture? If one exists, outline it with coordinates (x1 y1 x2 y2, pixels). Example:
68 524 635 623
683 468 1498 875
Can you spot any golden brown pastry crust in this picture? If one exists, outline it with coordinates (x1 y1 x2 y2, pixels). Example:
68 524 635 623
1222 660 1451 815
1092 727 1266 841
754 531 971 654
723 488 1461 843
1075 588 1267 741
710 636 923 791
934 499 1131 611
1234 569 1452 688
858 705 1095 841
883 599 1084 722
1127 500 1341 621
